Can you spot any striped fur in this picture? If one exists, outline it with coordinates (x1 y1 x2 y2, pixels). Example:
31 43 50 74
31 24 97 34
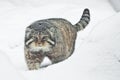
24 8 90 70
74 8 90 31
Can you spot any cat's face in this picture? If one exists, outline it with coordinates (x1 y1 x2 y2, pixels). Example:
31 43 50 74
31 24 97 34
25 26 55 54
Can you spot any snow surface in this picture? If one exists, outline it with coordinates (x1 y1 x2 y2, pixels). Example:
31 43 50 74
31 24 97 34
0 0 120 80
0 51 25 80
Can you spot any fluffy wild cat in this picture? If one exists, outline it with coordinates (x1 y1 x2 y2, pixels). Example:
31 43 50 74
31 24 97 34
24 8 90 70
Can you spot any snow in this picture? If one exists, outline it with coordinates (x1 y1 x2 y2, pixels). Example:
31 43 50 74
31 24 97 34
109 0 120 12
0 0 120 80
0 51 25 80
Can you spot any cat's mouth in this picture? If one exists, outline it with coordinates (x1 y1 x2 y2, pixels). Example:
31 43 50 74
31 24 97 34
25 38 55 54
29 45 51 54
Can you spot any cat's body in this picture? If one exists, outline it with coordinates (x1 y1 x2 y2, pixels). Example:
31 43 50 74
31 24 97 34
24 8 90 70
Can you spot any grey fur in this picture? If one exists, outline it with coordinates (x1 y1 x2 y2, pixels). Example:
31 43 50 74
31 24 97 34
74 8 90 31
24 8 90 70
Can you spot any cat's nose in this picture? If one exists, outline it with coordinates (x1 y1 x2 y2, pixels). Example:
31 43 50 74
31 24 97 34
38 41 41 44
38 42 42 47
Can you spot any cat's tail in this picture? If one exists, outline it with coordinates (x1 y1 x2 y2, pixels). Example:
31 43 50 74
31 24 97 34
74 8 90 32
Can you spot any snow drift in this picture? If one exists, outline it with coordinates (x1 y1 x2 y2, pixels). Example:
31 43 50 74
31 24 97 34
0 0 120 80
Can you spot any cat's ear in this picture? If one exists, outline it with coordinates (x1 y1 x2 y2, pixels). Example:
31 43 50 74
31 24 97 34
25 27 31 36
26 26 32 33
50 27 55 32
47 27 55 38
47 27 57 45
25 27 33 42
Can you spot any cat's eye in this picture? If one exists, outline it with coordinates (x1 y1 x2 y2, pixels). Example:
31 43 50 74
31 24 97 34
34 37 38 42
31 35 37 41
41 36 48 41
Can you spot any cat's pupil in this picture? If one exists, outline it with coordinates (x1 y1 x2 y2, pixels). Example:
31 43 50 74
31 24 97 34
41 36 47 42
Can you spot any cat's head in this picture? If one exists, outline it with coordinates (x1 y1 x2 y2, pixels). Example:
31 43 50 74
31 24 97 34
25 21 56 54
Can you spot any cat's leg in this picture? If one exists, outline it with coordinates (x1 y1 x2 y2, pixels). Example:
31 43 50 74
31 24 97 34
25 51 45 70
26 59 41 70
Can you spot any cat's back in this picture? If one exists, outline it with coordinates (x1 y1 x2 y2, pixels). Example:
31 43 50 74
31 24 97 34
47 18 77 57
47 18 77 37
47 18 77 39
47 18 75 29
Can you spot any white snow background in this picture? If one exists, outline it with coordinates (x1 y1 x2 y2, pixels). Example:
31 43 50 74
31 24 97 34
0 0 120 80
